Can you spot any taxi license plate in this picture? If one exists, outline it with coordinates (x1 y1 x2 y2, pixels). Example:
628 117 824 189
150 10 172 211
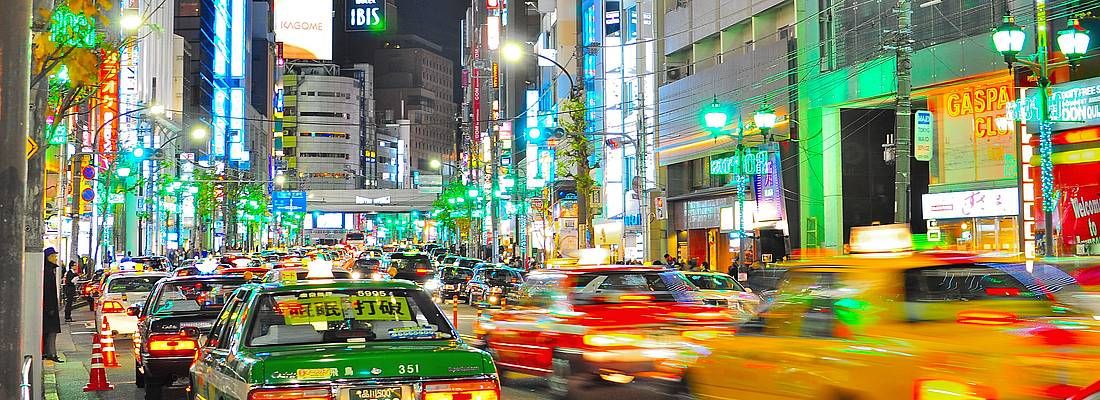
346 386 403 400
443 284 455 290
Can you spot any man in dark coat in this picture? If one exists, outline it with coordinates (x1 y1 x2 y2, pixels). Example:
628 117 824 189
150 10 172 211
63 261 79 322
43 247 63 362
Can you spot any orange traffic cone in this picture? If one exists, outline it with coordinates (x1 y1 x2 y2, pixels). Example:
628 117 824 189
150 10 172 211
100 317 119 368
83 333 114 392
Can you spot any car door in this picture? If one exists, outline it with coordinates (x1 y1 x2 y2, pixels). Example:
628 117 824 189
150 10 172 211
487 275 564 374
194 290 248 400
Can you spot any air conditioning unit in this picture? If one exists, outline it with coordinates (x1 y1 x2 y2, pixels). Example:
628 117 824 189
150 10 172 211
666 67 682 81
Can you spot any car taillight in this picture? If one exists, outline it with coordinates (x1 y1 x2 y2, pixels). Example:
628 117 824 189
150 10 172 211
101 301 125 313
416 268 431 275
423 379 500 400
913 379 996 400
147 333 198 357
583 333 644 347
956 311 1017 326
248 387 332 400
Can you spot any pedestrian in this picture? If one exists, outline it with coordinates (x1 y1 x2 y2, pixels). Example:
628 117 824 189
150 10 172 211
43 247 63 362
686 259 699 272
701 261 710 272
63 261 79 322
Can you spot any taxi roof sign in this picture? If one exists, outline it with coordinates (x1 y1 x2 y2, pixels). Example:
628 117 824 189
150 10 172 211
849 224 913 254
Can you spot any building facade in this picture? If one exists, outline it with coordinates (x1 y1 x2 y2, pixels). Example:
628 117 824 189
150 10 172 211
374 35 458 175
281 64 369 190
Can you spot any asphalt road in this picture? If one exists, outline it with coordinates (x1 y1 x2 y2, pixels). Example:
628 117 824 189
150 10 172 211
51 301 550 400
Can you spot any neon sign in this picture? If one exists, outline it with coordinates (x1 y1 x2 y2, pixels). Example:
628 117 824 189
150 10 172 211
710 150 771 176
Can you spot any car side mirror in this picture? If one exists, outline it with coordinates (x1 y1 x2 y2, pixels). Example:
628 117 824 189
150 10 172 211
127 303 143 316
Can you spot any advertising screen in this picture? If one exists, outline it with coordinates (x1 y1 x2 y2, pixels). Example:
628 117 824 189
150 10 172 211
274 0 333 60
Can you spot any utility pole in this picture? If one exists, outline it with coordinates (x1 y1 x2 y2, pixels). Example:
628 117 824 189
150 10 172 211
1 0 33 398
893 0 913 224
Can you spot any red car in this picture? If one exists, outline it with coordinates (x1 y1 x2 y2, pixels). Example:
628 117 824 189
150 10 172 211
477 266 737 400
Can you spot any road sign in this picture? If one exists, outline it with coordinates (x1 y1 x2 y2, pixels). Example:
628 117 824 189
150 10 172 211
273 191 308 212
914 110 933 161
26 136 38 159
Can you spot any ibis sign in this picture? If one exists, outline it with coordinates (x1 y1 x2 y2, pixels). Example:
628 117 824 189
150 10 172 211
346 0 385 32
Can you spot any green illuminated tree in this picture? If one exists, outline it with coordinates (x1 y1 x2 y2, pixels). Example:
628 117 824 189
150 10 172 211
556 97 595 247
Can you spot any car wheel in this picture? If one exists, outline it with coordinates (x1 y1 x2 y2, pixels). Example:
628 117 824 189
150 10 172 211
547 350 576 400
144 378 163 400
135 365 145 388
669 372 694 400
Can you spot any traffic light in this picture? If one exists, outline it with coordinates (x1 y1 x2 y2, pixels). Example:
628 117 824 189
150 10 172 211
74 155 95 214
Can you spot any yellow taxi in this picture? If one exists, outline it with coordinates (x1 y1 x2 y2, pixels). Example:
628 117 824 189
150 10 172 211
683 225 1100 400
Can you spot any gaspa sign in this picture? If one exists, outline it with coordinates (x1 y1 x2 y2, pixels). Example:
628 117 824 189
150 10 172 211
346 0 385 32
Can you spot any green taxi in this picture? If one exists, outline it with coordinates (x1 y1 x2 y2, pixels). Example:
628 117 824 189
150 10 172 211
189 279 499 400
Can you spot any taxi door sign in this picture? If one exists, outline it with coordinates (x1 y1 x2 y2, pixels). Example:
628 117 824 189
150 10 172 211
277 295 411 325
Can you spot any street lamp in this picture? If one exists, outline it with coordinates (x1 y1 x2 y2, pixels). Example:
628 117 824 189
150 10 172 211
754 105 777 140
190 126 209 141
704 97 729 130
120 13 143 31
992 11 1093 257
1057 18 1091 64
429 159 442 170
992 16 1026 63
274 174 287 187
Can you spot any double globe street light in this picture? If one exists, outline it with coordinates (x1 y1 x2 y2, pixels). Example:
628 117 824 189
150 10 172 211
991 14 1091 256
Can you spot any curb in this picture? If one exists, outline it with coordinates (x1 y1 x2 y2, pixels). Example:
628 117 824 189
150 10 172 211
43 359 59 400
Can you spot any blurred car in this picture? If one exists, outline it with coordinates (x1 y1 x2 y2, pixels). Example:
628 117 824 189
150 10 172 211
385 252 435 286
97 271 169 336
132 256 172 271
479 266 737 399
350 257 386 279
189 278 500 400
683 271 761 315
261 267 353 283
435 266 475 301
683 250 1100 400
79 269 107 311
132 275 248 399
466 265 524 307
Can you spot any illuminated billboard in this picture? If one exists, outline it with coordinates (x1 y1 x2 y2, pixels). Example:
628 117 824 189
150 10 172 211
274 0 333 60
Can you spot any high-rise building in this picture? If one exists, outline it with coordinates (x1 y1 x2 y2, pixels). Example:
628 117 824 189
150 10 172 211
280 63 374 190
374 35 458 176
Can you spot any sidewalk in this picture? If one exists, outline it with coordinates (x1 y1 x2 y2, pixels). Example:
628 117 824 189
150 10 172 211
45 307 144 400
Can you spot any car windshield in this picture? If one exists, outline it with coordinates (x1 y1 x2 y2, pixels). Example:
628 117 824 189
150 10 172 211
356 259 381 268
903 264 1078 321
440 268 473 280
107 276 161 293
457 259 480 268
151 280 243 314
248 288 455 346
484 269 522 283
346 233 365 241
388 255 431 270
571 271 697 303
688 274 747 291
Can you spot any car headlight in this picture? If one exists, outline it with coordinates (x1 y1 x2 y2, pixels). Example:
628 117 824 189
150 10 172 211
490 287 503 293
425 280 440 291
351 272 362 279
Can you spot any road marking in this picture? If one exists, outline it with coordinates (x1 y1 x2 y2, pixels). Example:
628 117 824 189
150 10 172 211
71 331 96 335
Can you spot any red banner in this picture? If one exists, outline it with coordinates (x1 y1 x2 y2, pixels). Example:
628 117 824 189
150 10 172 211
1059 184 1100 249
97 50 120 160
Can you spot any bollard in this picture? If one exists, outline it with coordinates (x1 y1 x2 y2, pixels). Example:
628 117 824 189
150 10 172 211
453 295 459 324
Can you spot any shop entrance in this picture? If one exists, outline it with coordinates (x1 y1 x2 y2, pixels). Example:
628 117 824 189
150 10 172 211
938 216 1019 252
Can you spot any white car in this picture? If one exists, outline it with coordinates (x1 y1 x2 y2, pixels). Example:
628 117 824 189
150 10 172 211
96 271 168 336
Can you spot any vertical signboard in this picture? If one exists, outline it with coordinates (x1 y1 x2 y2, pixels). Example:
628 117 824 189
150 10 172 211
97 50 120 160
753 148 786 222
914 110 933 161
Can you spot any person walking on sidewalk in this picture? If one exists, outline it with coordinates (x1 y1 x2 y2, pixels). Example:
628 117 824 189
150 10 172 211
62 261 79 322
43 247 64 362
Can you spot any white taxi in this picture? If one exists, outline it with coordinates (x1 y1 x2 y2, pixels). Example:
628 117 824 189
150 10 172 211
97 271 168 336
